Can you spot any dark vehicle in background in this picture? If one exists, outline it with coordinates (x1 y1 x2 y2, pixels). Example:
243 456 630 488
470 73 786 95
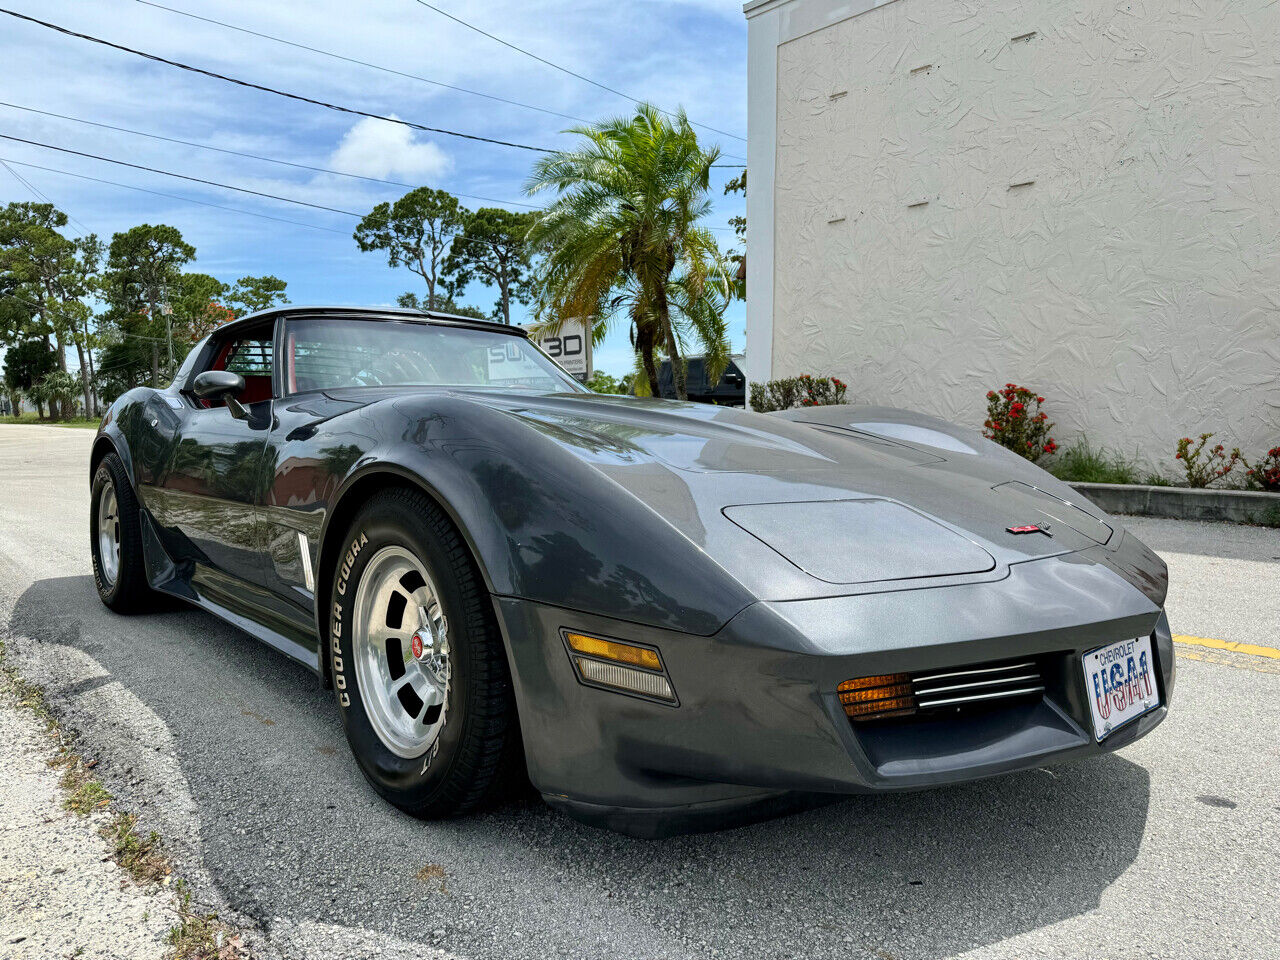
88 306 1173 837
655 354 746 405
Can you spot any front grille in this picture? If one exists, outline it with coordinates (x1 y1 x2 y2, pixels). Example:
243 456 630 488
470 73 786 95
911 659 1044 710
840 656 1048 722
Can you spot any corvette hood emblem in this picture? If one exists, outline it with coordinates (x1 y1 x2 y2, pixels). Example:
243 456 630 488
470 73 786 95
1007 524 1050 536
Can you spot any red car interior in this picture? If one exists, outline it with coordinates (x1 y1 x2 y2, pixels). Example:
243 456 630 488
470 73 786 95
204 339 273 406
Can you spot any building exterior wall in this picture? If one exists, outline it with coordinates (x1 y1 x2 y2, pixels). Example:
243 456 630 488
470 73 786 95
745 0 1279 469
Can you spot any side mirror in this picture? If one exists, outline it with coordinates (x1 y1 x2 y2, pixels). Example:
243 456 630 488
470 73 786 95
192 370 248 420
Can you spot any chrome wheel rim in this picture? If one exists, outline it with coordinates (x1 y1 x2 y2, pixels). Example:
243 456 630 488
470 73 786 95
351 545 451 759
97 483 120 587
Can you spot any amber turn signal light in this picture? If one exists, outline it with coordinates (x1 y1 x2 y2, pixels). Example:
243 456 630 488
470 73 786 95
566 632 663 672
838 673 916 719
565 632 675 702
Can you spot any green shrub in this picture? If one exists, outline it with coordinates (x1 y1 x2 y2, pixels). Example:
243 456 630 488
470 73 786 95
983 384 1057 463
584 371 623 394
1244 446 1280 492
1253 504 1280 528
1048 441 1141 484
1175 433 1242 488
749 375 847 413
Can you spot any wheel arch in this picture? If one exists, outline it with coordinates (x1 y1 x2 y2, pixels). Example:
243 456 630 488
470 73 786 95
313 464 498 689
89 432 134 489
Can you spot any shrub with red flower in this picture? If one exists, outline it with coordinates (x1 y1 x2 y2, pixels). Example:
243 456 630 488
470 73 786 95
1244 446 1280 492
749 375 848 412
1174 433 1242 488
983 383 1056 462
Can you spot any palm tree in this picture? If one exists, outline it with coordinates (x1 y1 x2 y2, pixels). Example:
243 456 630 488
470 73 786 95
525 104 733 400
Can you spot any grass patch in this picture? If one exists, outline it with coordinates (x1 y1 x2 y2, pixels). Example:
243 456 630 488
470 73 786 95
0 412 99 429
64 775 113 815
1250 504 1280 528
101 813 171 885
1049 441 1142 484
2 639 251 956
1 660 57 731
168 880 245 959
49 747 114 815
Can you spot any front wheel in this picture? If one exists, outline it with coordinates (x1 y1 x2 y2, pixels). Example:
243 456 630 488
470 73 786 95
90 452 150 613
329 488 520 817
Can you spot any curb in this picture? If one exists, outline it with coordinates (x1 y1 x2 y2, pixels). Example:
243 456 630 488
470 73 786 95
1068 482 1280 525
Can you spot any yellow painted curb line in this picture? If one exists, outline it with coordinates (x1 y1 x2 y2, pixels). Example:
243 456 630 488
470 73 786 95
1174 634 1280 661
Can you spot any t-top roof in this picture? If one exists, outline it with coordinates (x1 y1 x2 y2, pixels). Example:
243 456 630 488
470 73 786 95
215 304 529 339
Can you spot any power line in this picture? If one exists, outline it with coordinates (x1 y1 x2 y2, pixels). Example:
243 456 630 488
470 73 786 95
0 101 541 210
1 137 738 235
407 0 747 150
0 156 93 232
0 156 347 234
0 8 554 155
133 0 596 129
130 1 748 166
2 137 572 247
3 141 577 258
1 134 368 217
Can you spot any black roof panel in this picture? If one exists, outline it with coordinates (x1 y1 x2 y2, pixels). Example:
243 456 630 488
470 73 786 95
215 305 528 339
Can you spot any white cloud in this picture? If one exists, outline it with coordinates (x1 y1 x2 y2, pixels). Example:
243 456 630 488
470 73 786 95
327 116 451 183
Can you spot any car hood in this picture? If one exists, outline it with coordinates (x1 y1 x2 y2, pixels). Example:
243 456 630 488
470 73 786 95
458 392 1124 602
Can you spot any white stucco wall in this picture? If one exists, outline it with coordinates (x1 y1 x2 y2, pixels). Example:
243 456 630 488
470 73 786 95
745 0 1280 470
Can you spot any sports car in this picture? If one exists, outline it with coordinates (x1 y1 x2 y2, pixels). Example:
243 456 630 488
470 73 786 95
90 306 1173 837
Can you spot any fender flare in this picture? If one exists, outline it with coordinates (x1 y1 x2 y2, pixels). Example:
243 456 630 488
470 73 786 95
89 428 136 490
311 459 498 688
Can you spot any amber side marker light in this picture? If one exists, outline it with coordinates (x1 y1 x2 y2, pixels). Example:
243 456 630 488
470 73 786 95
838 674 916 719
566 633 662 670
565 632 675 702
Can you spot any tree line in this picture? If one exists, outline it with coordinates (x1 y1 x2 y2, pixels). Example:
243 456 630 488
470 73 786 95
0 206 289 419
1 103 739 416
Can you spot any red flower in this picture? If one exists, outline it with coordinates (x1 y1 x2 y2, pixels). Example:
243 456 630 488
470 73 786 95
1036 396 1045 403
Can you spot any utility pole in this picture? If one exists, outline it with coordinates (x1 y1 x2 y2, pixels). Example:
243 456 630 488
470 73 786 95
159 280 174 379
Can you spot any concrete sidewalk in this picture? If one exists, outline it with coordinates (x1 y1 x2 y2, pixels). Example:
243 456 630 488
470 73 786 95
0 693 176 959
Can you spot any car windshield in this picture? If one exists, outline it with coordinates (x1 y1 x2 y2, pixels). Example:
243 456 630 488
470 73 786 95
285 317 586 395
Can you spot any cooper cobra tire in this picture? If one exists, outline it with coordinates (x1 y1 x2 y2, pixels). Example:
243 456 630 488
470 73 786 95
90 452 151 613
329 487 520 817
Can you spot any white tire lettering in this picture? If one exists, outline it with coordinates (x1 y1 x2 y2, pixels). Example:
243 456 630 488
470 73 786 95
330 529 365 711
419 739 440 775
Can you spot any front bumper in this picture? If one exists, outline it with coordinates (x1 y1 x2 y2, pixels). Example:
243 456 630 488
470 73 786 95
493 533 1174 837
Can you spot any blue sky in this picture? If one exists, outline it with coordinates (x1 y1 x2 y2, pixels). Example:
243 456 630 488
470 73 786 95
0 0 747 379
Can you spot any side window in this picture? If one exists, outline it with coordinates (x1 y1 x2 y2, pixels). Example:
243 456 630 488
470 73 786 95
205 333 276 406
224 339 273 377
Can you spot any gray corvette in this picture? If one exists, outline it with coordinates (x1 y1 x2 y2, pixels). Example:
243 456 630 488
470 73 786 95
89 306 1173 836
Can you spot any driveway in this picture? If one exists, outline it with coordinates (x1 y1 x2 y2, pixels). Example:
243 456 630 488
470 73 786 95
2 424 1277 959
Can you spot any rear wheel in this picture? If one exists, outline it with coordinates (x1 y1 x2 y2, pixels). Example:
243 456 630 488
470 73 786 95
90 453 150 613
329 488 519 817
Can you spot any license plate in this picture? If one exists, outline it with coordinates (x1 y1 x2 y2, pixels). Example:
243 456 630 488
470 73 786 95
1082 636 1159 740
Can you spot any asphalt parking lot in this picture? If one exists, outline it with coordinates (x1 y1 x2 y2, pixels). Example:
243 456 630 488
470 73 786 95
2 424 1277 960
